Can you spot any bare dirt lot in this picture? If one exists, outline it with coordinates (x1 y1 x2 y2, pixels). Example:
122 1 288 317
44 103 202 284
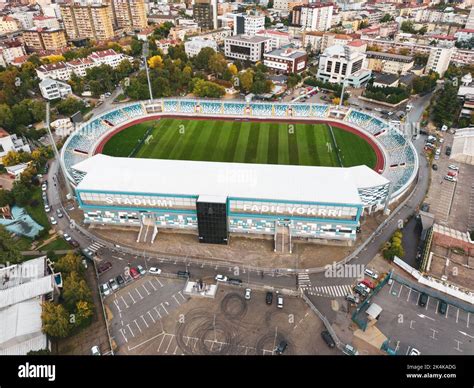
106 276 339 355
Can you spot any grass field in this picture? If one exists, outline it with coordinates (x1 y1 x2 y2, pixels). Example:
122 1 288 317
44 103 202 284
102 119 377 168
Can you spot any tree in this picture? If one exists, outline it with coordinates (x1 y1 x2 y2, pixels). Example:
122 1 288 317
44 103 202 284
62 271 92 312
359 20 370 29
380 14 393 23
129 37 143 57
55 252 84 275
193 47 216 70
41 302 71 338
208 53 228 77
11 181 31 206
0 189 14 207
74 300 94 328
238 70 254 93
56 97 87 116
432 82 460 127
0 225 23 264
148 55 164 69
192 79 225 98
0 104 13 130
400 20 416 34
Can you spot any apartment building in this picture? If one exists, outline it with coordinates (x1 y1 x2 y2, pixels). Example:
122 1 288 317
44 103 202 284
366 51 414 75
0 41 26 66
22 28 67 51
36 49 131 80
39 77 72 100
256 30 291 50
234 11 265 36
193 0 218 30
425 46 454 77
0 16 20 33
33 15 60 30
60 2 114 41
112 0 147 32
291 3 334 32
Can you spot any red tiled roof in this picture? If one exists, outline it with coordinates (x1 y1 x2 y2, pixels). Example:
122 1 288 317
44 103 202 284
0 128 10 138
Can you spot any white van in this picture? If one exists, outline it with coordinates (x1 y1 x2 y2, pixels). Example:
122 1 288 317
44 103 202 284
277 295 283 309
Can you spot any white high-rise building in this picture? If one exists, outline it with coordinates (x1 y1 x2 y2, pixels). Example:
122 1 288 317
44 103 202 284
425 47 454 77
291 4 334 32
233 11 265 36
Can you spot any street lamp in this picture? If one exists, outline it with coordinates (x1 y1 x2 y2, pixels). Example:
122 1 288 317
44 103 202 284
45 102 74 198
339 79 349 109
142 42 153 101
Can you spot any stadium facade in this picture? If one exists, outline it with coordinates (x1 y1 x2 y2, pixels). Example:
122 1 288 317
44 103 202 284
61 98 419 246
73 155 389 245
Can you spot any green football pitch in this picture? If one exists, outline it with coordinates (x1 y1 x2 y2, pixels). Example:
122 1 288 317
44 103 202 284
101 118 377 168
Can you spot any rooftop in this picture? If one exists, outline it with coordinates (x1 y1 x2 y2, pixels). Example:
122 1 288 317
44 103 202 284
73 154 389 206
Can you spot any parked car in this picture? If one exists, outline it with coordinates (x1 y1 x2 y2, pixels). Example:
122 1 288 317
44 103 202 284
215 274 228 282
361 279 375 289
97 262 112 274
130 267 140 279
100 283 111 296
438 300 448 315
357 283 371 294
56 209 63 218
266 291 273 305
448 164 459 171
108 278 119 291
432 164 438 171
275 340 288 355
277 294 284 309
321 330 336 348
137 265 146 276
342 344 359 355
354 284 369 297
91 346 101 356
116 274 125 286
50 216 57 225
177 270 190 278
444 175 457 182
447 170 457 177
409 348 421 355
364 268 378 279
418 292 428 307
445 146 452 156
44 205 51 213
81 248 94 260
228 278 242 285
149 267 162 275
244 288 251 300
63 233 72 242
41 182 47 191
69 239 79 248
345 294 359 304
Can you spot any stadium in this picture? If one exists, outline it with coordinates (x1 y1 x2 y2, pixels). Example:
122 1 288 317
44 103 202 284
60 98 418 247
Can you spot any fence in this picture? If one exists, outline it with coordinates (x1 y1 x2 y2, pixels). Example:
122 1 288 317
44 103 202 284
391 272 474 313
301 292 344 350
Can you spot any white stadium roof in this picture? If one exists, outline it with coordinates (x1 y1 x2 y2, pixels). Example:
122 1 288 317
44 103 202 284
73 154 389 205
451 127 474 165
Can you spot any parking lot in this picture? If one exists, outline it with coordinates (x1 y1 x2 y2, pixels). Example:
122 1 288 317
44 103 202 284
425 132 474 230
371 279 474 355
105 276 338 355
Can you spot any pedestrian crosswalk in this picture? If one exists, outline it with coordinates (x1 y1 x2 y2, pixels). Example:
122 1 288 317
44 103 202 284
297 273 311 288
88 242 104 253
304 284 353 298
